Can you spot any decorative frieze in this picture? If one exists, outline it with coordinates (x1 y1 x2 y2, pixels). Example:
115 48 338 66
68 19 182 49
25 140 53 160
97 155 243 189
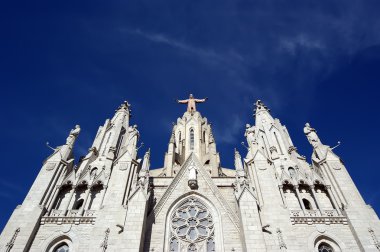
40 216 96 225
5 227 20 252
276 228 287 251
100 228 110 251
368 228 380 250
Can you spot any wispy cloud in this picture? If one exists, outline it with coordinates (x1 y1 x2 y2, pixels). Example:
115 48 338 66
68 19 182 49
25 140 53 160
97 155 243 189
120 28 244 66
279 34 325 55
214 115 244 144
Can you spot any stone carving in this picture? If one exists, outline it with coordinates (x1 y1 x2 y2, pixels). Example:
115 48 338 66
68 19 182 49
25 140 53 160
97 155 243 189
170 197 214 251
5 227 20 252
368 228 380 250
66 125 81 146
177 94 208 113
100 228 110 252
138 149 150 187
234 149 245 178
244 124 257 149
127 124 139 149
276 228 287 251
304 123 322 148
188 163 198 189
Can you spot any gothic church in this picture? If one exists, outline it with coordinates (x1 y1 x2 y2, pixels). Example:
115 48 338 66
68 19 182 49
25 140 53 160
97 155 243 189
1 96 380 251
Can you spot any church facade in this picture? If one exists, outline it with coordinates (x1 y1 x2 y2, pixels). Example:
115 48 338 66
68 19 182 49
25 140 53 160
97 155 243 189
1 97 380 252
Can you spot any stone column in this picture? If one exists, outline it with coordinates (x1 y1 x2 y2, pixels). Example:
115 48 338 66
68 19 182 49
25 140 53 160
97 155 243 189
99 185 108 209
278 185 287 208
47 185 61 213
310 185 323 216
79 185 91 216
326 185 340 215
61 186 76 216
294 185 306 214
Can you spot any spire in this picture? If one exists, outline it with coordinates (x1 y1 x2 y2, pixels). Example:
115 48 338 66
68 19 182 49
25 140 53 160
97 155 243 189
254 100 270 114
138 148 150 187
115 100 131 114
254 99 275 128
234 149 245 178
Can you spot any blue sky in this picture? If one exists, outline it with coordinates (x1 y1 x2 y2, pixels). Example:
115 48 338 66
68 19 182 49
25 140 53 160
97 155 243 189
1 0 380 231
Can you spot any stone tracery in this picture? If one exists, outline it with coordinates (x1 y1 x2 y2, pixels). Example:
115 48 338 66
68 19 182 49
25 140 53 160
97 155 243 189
170 197 215 252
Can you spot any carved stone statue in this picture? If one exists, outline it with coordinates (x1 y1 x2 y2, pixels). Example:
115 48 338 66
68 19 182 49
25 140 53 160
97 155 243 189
177 94 208 113
188 164 197 189
244 124 257 148
234 149 245 178
138 149 150 187
66 125 81 146
127 124 139 148
304 123 321 148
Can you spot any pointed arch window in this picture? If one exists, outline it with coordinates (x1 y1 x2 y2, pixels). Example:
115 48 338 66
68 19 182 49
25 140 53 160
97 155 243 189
190 128 194 151
273 131 283 154
302 198 312 210
54 243 69 252
170 197 214 251
288 167 295 178
318 242 334 252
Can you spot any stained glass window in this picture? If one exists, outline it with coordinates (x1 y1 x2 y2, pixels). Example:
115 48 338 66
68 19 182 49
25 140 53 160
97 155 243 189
170 197 215 252
318 243 334 252
54 244 69 252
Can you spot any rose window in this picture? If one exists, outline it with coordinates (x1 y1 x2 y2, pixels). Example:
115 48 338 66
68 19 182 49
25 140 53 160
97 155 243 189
170 197 215 252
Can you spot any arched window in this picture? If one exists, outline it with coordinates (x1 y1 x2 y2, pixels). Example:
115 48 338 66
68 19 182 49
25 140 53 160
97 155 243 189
318 242 334 252
303 198 312 210
273 131 283 154
190 128 194 151
72 199 84 210
54 243 69 252
90 168 98 178
288 167 295 178
170 197 214 251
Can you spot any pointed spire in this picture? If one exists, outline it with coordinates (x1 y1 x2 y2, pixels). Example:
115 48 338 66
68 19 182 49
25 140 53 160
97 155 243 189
116 100 131 112
141 148 151 172
234 149 244 171
234 149 245 178
138 148 150 187
169 125 175 144
254 100 270 114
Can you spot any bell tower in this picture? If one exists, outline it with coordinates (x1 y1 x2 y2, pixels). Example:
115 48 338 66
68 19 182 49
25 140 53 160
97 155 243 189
162 94 221 177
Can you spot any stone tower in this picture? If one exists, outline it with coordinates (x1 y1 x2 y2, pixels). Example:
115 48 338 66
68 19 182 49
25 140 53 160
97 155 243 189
1 97 380 251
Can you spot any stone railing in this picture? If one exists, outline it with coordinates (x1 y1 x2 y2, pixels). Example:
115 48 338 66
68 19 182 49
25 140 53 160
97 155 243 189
289 209 346 225
67 209 80 217
84 210 96 217
50 209 63 217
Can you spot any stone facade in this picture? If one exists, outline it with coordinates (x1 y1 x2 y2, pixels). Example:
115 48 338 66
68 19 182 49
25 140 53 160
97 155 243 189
1 99 380 252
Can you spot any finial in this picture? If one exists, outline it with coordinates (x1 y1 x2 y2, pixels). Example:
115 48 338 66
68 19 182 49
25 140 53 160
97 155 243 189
116 100 131 113
254 100 270 113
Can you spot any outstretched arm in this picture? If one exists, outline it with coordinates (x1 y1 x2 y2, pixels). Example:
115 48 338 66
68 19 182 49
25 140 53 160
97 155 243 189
177 99 189 104
195 97 208 103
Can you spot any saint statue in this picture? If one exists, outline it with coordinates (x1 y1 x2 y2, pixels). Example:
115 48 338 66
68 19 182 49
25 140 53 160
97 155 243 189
304 123 321 147
127 124 139 148
66 125 81 146
176 94 208 113
188 164 198 189
244 124 257 148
